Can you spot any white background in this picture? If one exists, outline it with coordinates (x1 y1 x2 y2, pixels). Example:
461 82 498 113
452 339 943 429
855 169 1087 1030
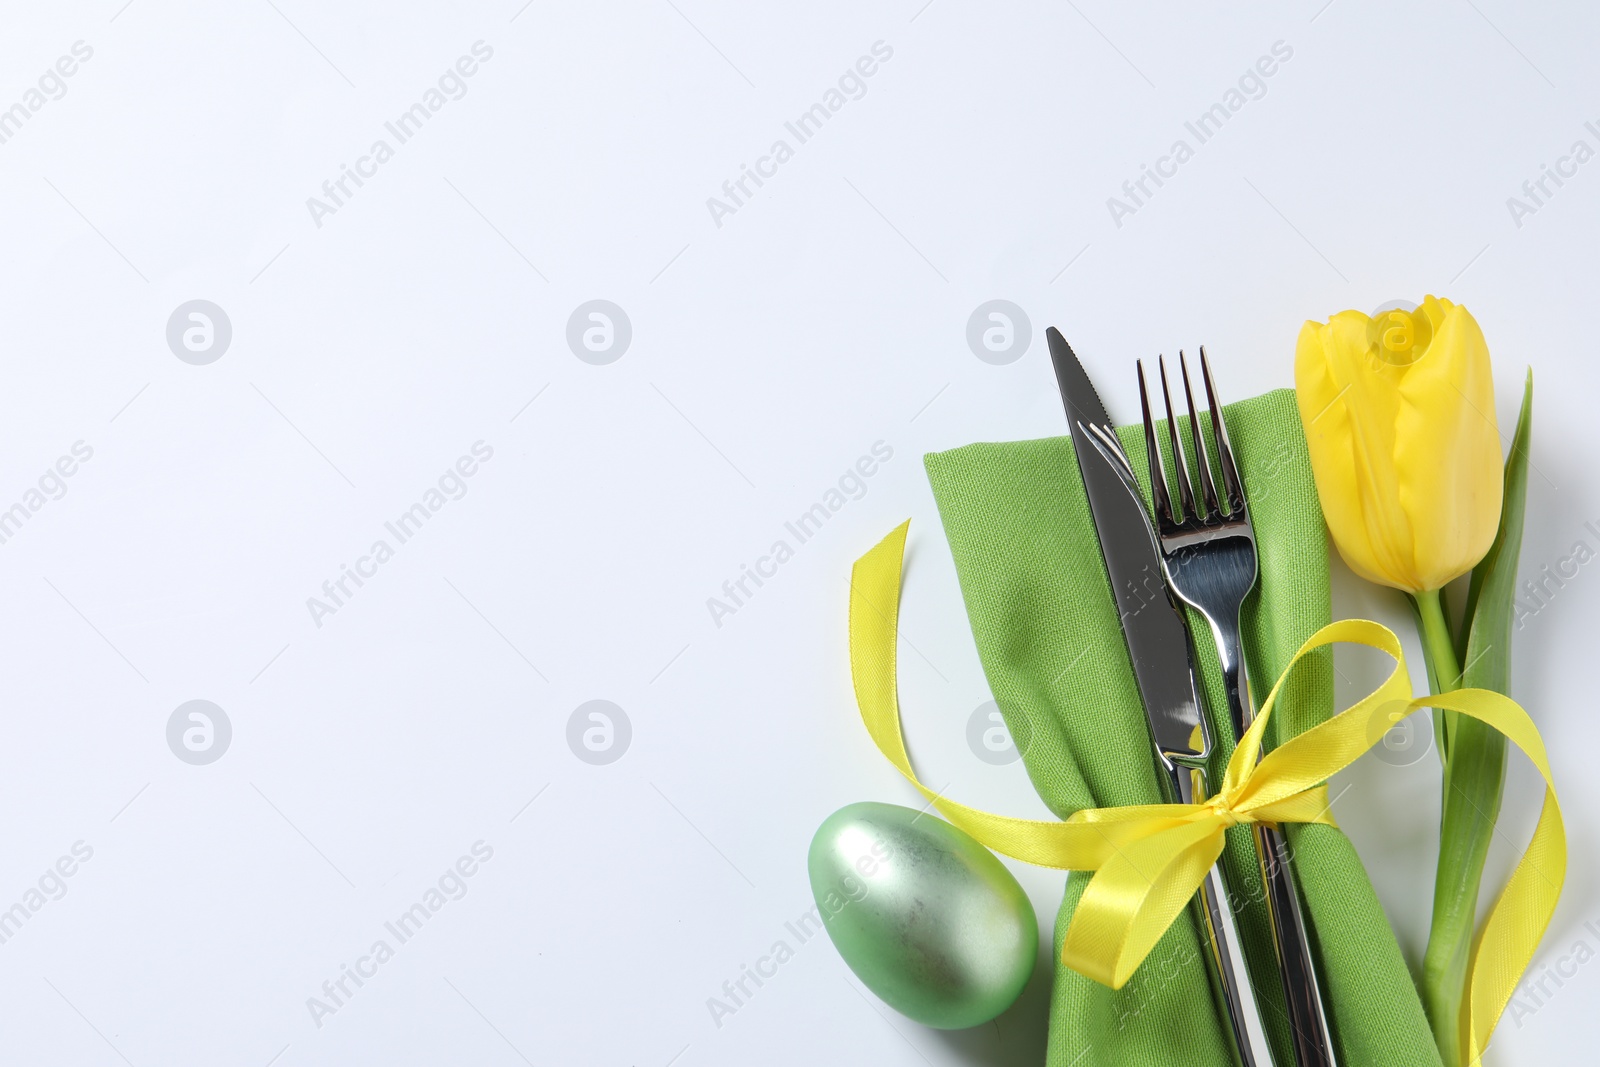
0 1 1594 1064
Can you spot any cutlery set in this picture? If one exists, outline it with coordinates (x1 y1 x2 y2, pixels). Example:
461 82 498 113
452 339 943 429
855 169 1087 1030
1046 328 1338 1067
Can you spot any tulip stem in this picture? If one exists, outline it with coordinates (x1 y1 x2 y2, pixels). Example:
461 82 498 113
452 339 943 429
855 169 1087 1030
1414 587 1505 1067
1414 588 1461 690
1414 588 1461 766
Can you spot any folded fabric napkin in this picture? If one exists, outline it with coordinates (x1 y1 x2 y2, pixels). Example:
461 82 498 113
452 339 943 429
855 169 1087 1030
923 388 1441 1067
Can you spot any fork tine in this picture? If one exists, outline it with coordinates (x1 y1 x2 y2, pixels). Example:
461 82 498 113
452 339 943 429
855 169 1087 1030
1199 347 1246 514
1180 352 1219 521
1158 355 1196 522
1136 360 1175 525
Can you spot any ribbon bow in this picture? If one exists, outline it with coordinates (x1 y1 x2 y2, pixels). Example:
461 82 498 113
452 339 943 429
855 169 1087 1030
849 521 1563 1063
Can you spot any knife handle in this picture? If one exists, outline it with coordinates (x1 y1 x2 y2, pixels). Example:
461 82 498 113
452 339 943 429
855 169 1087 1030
1171 764 1274 1067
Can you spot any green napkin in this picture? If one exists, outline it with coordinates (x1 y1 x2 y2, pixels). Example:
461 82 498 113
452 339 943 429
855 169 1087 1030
923 388 1440 1067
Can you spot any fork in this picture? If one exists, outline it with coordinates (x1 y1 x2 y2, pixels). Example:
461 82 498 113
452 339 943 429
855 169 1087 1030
1138 350 1339 1067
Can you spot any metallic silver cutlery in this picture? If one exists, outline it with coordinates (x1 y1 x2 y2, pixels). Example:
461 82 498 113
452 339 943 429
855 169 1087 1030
1047 328 1275 1067
1137 350 1339 1067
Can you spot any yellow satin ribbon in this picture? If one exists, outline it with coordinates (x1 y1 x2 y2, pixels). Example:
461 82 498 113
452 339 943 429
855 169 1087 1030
850 521 1565 1064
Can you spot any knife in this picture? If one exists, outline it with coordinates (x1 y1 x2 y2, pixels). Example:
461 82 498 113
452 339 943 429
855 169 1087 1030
1048 327 1276 1067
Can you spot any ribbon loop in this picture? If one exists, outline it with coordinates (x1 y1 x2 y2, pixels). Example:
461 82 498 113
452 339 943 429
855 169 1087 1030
849 521 1564 1063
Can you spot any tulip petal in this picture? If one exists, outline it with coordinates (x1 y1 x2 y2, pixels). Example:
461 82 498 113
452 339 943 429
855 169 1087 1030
1298 315 1415 589
1393 302 1503 590
1293 298 1503 593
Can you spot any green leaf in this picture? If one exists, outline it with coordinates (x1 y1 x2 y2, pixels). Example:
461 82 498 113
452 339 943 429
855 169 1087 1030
1463 368 1533 693
1420 370 1532 1066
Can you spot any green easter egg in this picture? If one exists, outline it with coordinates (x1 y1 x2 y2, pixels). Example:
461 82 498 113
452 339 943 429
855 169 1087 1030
807 801 1037 1029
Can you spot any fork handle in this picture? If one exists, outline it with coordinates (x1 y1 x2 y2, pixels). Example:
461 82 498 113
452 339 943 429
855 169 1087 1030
1255 823 1338 1067
1219 625 1340 1067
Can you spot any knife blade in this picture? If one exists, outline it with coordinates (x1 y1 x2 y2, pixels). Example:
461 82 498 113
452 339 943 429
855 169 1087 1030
1047 327 1275 1067
1046 327 1206 765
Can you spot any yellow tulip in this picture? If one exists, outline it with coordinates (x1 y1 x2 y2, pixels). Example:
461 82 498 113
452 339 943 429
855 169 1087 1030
1294 295 1503 594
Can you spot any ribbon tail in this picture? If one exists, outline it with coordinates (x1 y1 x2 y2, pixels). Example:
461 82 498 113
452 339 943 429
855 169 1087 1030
1416 689 1567 1065
1248 784 1340 828
849 521 1187 871
1062 819 1227 989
